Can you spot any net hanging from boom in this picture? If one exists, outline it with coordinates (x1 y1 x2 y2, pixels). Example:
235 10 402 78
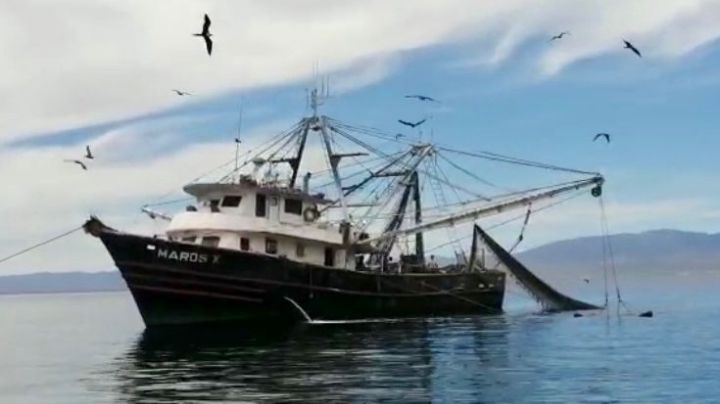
469 224 601 312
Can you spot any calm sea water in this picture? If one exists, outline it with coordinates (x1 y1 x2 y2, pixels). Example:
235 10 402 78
1 281 718 403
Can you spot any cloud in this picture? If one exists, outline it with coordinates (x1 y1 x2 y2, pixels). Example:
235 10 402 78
2 0 720 142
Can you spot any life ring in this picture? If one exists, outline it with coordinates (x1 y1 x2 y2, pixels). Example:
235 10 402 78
303 206 319 222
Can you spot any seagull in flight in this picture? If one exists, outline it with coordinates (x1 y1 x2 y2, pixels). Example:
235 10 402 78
593 133 611 143
623 40 642 58
172 89 192 96
84 145 94 159
193 14 213 56
234 138 242 144
398 119 427 128
549 31 570 42
405 94 439 103
64 159 88 170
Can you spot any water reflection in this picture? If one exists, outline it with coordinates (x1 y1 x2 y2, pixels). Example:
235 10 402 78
111 316 513 403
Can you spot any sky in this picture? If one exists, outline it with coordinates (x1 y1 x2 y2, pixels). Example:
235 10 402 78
2 0 720 274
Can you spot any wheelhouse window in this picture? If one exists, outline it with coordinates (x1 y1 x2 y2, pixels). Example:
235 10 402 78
296 243 305 258
240 237 250 251
255 194 266 217
181 236 197 243
265 238 278 254
201 236 220 247
284 198 303 215
221 195 242 207
324 247 334 267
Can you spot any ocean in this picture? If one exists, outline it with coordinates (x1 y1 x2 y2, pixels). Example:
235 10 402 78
1 281 718 403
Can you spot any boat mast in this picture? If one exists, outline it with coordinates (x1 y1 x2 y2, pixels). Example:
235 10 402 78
319 115 350 222
305 87 352 222
368 145 433 264
411 171 424 263
288 119 310 188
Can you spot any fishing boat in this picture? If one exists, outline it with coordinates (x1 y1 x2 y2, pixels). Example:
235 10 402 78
85 89 603 327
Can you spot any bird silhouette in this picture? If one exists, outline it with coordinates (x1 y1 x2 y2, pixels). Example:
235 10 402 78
84 145 94 159
549 31 570 42
64 159 87 170
583 278 590 284
395 133 405 140
398 119 427 128
172 89 192 96
593 133 611 143
405 94 439 103
623 40 641 58
234 138 242 144
193 14 213 56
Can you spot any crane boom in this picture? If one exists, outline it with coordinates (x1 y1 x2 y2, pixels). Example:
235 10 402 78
356 175 603 245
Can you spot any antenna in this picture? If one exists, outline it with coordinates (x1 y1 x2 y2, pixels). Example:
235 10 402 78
309 75 332 117
237 98 244 138
234 98 244 182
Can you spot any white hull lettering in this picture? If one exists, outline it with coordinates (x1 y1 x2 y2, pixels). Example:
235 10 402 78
157 249 214 263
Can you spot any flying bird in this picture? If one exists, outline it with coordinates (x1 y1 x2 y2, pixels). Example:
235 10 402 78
193 14 213 56
234 138 242 144
623 40 642 58
84 145 94 159
405 94 439 103
398 119 427 128
549 31 570 42
64 159 87 170
395 133 404 140
593 133 611 143
172 89 192 96
583 278 590 284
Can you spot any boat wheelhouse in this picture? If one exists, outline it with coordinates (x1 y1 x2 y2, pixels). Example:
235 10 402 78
166 179 350 269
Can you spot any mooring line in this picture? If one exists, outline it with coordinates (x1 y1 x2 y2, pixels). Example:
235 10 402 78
0 225 83 266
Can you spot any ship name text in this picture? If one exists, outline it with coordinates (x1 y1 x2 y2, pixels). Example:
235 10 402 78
157 249 220 264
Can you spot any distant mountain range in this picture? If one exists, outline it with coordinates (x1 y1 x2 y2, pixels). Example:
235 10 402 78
519 229 720 274
1 229 718 295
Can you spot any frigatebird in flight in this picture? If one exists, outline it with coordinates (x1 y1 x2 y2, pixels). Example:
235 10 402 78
623 40 642 58
398 119 427 128
64 159 88 170
549 31 570 42
593 133 611 143
172 89 192 96
193 14 213 56
405 94 439 103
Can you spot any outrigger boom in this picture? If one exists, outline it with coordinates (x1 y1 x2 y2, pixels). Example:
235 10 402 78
357 175 604 245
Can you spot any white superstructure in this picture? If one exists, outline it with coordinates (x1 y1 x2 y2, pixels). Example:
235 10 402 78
165 177 352 269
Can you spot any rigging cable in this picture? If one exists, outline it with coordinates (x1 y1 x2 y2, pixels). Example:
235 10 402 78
599 195 629 313
600 201 610 309
506 205 532 254
431 156 466 256
424 189 587 254
329 118 598 177
436 145 600 176
436 151 510 192
0 225 84 265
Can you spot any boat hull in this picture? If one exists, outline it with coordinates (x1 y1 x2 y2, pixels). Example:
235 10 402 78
98 231 506 327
